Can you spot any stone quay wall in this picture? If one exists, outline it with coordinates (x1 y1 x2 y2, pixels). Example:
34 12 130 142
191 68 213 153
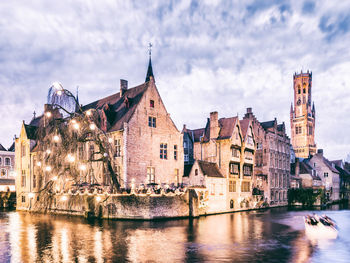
21 189 200 220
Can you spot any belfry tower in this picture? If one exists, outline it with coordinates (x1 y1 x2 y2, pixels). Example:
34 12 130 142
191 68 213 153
290 70 316 158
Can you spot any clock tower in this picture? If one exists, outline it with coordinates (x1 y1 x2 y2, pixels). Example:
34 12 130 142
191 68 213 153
290 71 316 158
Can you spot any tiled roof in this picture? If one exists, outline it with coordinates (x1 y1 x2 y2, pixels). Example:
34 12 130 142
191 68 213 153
8 142 15 152
82 82 149 132
261 120 275 130
0 144 7 151
198 160 224 178
322 156 339 174
218 117 238 139
191 128 205 142
239 119 250 139
24 124 38 140
277 123 284 132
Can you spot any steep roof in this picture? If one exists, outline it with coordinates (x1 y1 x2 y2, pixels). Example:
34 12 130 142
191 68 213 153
8 142 15 152
198 160 224 178
24 124 38 140
145 58 154 82
218 117 238 139
82 82 149 132
0 144 7 151
321 156 339 174
277 123 284 132
183 164 194 177
261 120 275 130
239 119 250 139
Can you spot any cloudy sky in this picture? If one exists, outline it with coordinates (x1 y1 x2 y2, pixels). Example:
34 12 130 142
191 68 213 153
0 0 349 160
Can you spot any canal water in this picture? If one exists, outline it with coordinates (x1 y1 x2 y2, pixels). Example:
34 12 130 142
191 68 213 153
0 205 349 263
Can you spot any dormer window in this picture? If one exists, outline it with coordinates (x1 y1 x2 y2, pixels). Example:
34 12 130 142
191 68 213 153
150 100 154 108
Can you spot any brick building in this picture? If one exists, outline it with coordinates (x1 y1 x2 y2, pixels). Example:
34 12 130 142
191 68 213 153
15 57 184 210
243 108 290 206
183 111 256 211
290 71 316 158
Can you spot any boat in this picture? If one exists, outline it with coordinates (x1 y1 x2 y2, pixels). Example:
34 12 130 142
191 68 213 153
304 215 338 239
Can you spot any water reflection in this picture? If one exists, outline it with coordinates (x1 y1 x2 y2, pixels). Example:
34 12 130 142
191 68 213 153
0 205 349 262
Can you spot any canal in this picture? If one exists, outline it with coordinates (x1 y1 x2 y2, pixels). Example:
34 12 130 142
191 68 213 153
0 205 349 263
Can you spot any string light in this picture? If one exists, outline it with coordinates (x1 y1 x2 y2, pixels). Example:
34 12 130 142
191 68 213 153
45 112 52 118
73 123 80 130
61 196 67 201
67 154 75 163
79 164 87 171
96 196 101 202
53 176 58 181
53 135 60 142
57 90 63 96
46 149 51 154
45 166 52 172
28 193 35 198
89 123 96 130
36 161 42 167
108 138 113 143
86 110 92 116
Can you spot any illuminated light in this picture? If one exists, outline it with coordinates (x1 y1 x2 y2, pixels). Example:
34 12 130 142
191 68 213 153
103 153 108 157
46 149 51 154
53 176 58 181
53 135 60 142
36 161 42 167
96 196 101 202
71 119 77 124
57 90 63 96
45 166 52 172
73 123 80 130
108 138 113 143
45 111 52 118
67 154 75 163
86 110 92 116
61 195 68 201
28 192 35 199
55 186 60 191
79 164 87 171
89 123 96 130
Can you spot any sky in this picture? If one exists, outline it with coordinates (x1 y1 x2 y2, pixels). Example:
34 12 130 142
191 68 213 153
0 0 349 161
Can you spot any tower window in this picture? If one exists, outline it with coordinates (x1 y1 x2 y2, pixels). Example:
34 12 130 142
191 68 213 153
303 88 306 93
148 116 156 128
150 100 154 108
160 143 167 159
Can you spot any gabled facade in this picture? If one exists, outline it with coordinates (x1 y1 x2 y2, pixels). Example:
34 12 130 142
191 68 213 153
330 160 350 201
309 150 340 202
184 111 256 211
16 60 184 210
0 142 15 192
243 108 291 206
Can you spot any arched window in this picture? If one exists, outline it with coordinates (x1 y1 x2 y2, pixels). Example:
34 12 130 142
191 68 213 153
0 157 2 165
195 169 198 176
5 158 10 166
230 199 234 209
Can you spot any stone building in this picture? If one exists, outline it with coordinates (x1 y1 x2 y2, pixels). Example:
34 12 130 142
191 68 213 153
183 111 256 211
0 143 15 192
330 160 350 201
290 158 322 189
15 57 184 210
308 149 340 202
243 108 291 206
290 71 316 158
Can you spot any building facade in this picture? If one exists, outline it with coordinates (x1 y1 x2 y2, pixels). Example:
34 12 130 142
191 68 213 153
243 108 291 206
16 59 184 210
0 143 15 192
290 71 316 158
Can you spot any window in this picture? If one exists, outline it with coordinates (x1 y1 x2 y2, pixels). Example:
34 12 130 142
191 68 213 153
298 87 301 94
174 145 177 160
245 151 253 160
247 135 254 145
0 158 2 165
33 174 36 188
147 167 155 183
229 180 236 192
0 169 6 178
22 196 26 203
184 154 189 162
231 147 240 158
21 170 26 187
174 169 179 185
230 199 234 209
148 116 156 128
303 88 306 93
324 172 328 178
195 169 198 176
243 165 252 176
229 163 239 177
184 141 187 148
210 183 215 195
160 143 167 159
78 145 84 160
21 143 26 157
309 125 313 135
150 100 154 108
115 139 121 157
242 182 250 192
89 145 95 160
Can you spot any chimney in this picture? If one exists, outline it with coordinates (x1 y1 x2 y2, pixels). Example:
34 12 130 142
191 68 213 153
247 107 252 114
317 149 323 156
120 79 128 97
209 111 219 140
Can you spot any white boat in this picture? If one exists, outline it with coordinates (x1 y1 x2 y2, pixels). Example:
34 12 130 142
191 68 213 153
304 216 338 239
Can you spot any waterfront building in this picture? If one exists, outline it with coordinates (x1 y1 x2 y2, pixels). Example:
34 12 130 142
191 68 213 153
330 160 350 201
243 108 291 206
15 57 184 210
290 71 316 158
290 158 322 189
308 149 340 202
0 142 15 192
183 111 256 211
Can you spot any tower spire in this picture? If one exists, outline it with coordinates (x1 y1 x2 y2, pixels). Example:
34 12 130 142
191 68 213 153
145 42 154 82
75 86 80 112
